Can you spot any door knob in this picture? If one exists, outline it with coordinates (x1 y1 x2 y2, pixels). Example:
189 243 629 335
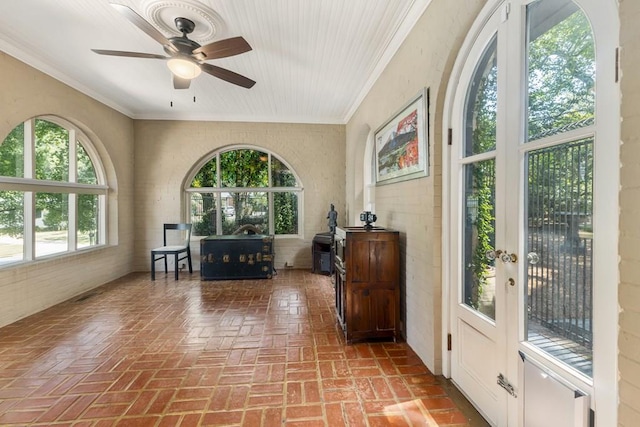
527 252 540 265
485 249 502 261
486 249 517 263
500 252 518 263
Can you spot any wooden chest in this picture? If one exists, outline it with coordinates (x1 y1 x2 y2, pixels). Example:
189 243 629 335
200 235 274 280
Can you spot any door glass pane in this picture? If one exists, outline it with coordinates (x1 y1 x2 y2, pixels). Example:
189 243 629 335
525 138 593 376
35 192 69 257
464 35 497 157
463 159 496 320
527 0 594 141
0 191 24 264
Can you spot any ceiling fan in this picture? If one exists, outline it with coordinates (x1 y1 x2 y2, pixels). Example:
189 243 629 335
92 3 256 90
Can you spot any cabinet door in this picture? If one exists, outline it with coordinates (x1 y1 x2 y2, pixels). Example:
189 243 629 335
349 240 371 282
349 288 396 337
350 288 373 335
370 240 398 282
372 288 396 332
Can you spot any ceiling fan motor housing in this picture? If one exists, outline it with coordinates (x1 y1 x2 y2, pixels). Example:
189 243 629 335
166 18 202 56
174 17 195 35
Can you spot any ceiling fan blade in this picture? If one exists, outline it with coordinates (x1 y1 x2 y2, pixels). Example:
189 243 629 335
110 3 178 54
92 49 168 59
173 75 191 90
193 36 252 59
200 63 256 89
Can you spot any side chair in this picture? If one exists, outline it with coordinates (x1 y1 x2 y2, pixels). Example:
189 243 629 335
151 223 193 280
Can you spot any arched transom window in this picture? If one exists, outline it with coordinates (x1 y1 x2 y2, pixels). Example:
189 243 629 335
0 117 108 265
186 147 302 237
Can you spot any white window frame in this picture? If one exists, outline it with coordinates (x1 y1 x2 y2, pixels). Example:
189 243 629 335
184 145 303 238
0 116 108 266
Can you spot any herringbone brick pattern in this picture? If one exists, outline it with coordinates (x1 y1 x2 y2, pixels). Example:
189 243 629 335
0 270 476 426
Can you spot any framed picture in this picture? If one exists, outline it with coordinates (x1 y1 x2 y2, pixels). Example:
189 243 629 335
375 88 429 185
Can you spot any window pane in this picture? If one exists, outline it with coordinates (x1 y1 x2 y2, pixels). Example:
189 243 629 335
35 120 69 182
222 192 268 235
462 159 496 320
274 192 298 235
525 138 593 376
527 1 595 141
191 158 217 188
464 35 497 157
271 157 297 187
0 191 24 264
35 192 68 257
0 123 24 178
191 193 217 237
220 149 268 188
78 194 99 248
77 142 97 184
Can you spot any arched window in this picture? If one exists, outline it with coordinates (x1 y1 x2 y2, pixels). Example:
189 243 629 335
185 147 302 237
0 117 108 265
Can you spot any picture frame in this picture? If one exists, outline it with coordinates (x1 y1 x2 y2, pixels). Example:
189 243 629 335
375 88 429 185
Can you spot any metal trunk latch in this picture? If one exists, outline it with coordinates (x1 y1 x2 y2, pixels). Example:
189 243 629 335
497 373 517 398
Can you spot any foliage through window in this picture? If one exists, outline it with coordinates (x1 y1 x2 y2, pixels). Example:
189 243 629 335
0 117 107 265
187 148 301 236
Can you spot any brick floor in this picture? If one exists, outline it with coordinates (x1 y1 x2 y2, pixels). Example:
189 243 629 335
0 270 480 426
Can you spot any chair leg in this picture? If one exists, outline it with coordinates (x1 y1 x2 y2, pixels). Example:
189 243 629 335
187 248 193 273
175 253 179 280
151 253 155 281
164 256 168 274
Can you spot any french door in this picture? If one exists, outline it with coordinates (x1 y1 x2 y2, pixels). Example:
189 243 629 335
446 0 618 425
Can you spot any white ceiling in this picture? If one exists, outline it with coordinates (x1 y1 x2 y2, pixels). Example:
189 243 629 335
0 0 430 124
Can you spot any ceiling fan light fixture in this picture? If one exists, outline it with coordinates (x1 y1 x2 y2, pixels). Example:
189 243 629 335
167 57 202 79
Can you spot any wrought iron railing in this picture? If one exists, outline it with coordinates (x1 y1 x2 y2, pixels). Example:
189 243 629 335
526 138 593 350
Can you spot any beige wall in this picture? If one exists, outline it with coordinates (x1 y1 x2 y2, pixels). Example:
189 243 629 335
0 52 135 328
3 1 640 422
345 0 486 372
619 0 640 424
133 120 345 272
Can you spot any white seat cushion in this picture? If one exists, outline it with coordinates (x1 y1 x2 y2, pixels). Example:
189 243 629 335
152 245 188 252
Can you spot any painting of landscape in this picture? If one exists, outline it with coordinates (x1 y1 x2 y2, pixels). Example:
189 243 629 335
375 89 428 184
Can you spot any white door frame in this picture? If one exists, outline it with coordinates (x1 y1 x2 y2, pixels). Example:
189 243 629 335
441 0 620 425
